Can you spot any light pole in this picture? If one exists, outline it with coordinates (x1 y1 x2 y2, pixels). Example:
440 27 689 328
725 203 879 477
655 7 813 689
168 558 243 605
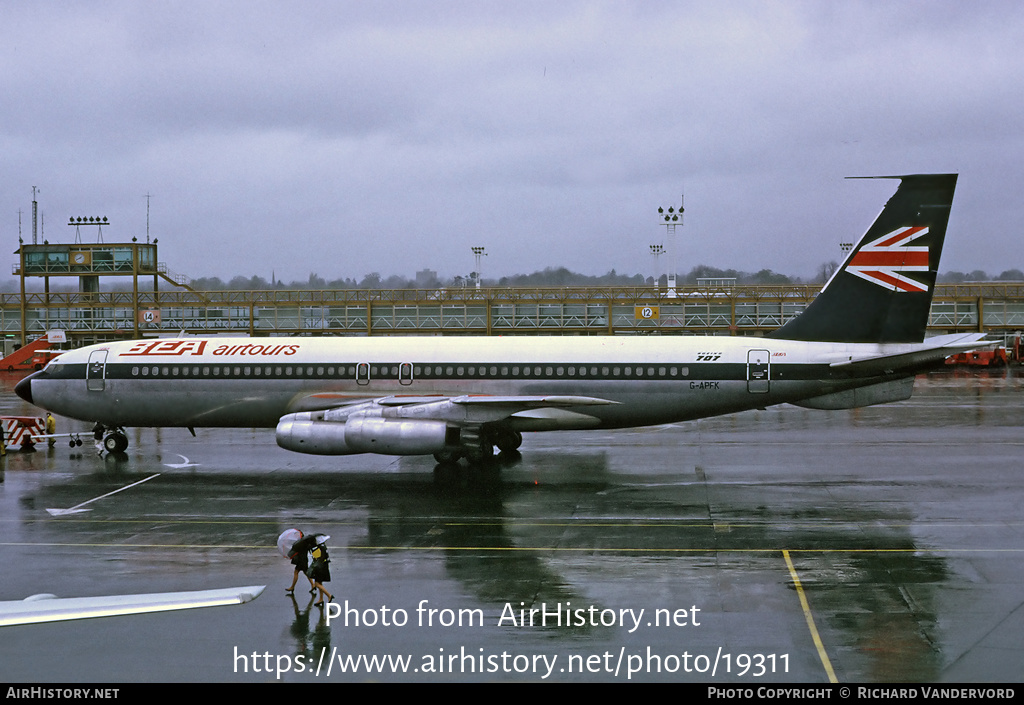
657 196 683 297
471 246 487 289
649 244 665 286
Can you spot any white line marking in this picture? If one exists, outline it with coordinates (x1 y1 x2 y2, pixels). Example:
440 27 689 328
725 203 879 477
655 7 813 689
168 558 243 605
46 474 161 516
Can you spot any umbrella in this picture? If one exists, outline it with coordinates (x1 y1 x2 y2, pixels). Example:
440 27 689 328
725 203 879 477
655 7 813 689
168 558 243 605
277 528 303 558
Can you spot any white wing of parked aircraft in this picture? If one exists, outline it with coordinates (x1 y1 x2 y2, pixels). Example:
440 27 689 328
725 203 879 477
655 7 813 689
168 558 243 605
14 174 992 465
0 585 266 627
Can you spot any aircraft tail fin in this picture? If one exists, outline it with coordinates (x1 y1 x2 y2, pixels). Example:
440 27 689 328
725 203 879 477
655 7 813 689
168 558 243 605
769 173 957 343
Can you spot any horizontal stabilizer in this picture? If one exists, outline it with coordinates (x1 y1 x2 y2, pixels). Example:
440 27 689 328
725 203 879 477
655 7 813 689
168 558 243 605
828 333 992 376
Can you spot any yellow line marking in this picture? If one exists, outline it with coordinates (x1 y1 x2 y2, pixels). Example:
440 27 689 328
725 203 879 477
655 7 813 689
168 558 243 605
783 549 837 683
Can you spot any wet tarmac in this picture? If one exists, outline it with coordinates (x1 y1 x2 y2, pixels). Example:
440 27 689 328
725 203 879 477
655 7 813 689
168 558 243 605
0 370 1021 683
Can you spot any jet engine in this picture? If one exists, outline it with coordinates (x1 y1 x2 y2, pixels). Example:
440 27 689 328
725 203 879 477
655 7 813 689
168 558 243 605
276 410 451 456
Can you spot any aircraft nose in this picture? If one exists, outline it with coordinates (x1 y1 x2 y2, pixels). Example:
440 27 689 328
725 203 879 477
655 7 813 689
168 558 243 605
15 372 35 404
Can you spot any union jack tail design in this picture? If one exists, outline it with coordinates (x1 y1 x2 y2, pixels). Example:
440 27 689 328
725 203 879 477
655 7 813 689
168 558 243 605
846 226 930 293
770 173 957 344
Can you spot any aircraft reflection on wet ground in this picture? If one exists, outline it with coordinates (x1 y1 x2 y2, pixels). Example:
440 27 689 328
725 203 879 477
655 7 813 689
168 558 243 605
0 370 1021 682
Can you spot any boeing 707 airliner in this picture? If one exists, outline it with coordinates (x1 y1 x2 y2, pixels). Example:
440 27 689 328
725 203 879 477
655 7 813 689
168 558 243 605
16 174 986 463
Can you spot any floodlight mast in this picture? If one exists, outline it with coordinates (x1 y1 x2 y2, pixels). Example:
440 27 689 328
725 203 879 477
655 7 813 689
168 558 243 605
471 246 487 289
68 216 110 244
649 244 665 286
656 195 684 297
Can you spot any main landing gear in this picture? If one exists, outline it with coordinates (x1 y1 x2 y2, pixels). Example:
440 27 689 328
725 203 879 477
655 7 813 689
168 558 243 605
433 427 522 465
97 426 129 453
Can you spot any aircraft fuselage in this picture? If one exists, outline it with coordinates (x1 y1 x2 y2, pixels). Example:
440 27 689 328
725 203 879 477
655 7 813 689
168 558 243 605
25 334 914 432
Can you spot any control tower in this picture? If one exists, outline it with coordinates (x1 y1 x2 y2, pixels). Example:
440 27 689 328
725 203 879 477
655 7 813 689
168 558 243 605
14 237 188 344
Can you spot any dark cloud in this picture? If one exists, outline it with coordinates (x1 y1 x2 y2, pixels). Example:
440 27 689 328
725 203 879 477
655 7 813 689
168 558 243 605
3 2 1022 284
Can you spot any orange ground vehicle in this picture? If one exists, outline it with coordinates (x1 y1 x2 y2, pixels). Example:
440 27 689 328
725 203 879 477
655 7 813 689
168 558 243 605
1 330 65 372
945 334 1022 367
944 348 1009 367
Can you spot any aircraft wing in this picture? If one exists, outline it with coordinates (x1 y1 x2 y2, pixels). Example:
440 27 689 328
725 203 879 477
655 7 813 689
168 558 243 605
828 333 993 376
371 393 618 424
451 394 617 407
0 585 265 627
277 394 619 455
359 394 617 409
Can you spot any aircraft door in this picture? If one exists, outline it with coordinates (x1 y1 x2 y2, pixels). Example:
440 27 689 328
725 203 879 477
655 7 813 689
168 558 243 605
747 349 770 393
399 362 414 386
87 350 108 392
356 362 370 386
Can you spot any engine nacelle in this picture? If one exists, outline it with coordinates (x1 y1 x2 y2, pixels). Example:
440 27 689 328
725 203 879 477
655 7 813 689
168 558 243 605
276 412 450 456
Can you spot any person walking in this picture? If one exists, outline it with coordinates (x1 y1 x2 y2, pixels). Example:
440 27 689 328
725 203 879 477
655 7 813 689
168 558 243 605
308 537 334 606
92 423 104 456
283 530 317 595
45 413 56 448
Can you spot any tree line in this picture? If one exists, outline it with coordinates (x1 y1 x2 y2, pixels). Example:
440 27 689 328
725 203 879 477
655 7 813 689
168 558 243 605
182 265 1024 291
4 264 1022 294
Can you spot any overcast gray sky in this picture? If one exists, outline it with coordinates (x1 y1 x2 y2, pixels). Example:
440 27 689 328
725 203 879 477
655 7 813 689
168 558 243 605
3 1 1022 284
